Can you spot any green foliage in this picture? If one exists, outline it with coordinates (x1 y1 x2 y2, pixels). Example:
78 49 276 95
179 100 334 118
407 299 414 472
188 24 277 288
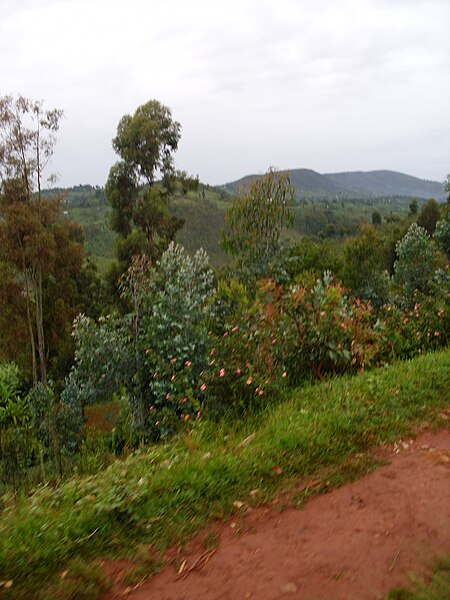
393 223 435 304
279 274 384 383
0 363 23 405
1 349 449 599
223 168 295 279
283 237 343 286
105 100 184 280
65 244 215 441
0 96 66 386
113 100 181 185
202 273 385 415
202 295 283 417
434 219 450 258
64 313 131 408
137 243 215 438
0 365 84 490
409 198 418 215
342 224 390 306
372 210 382 225
380 287 450 359
416 198 441 235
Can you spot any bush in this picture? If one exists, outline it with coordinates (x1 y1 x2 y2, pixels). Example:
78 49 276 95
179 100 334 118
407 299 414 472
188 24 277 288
434 219 450 259
65 244 215 441
0 364 85 489
202 273 385 415
381 286 450 359
279 273 384 384
393 223 435 305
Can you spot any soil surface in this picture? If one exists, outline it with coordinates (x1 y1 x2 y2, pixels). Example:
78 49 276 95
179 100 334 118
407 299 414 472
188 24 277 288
102 428 450 600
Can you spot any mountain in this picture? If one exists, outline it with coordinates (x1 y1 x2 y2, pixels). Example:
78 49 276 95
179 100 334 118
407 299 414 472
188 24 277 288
222 169 445 201
324 170 445 200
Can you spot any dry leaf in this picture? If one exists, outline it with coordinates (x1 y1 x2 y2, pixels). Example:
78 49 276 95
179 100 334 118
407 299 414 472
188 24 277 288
237 433 255 448
178 559 187 574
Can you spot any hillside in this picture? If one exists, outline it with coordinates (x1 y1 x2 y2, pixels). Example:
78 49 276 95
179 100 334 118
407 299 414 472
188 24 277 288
48 182 425 271
325 170 445 200
223 169 445 201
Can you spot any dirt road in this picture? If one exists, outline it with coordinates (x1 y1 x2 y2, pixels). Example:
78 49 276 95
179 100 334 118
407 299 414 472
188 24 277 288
103 428 450 600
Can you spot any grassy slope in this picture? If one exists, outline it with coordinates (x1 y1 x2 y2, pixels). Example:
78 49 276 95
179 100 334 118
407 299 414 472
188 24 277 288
0 349 449 598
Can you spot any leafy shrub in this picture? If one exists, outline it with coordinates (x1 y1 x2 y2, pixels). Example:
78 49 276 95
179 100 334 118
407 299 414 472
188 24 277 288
0 364 85 488
138 244 215 438
0 363 34 488
279 273 384 384
434 219 450 259
65 244 215 441
393 223 436 305
380 285 450 359
202 273 385 415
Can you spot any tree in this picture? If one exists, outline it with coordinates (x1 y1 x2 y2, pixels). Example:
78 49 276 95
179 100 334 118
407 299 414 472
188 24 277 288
444 173 450 203
417 198 441 235
434 219 450 259
113 100 181 185
393 223 435 304
409 198 418 216
342 224 390 306
105 100 184 279
222 168 295 280
0 95 84 385
371 210 382 226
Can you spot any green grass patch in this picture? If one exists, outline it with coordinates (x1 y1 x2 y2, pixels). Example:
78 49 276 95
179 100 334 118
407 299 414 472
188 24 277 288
0 349 449 598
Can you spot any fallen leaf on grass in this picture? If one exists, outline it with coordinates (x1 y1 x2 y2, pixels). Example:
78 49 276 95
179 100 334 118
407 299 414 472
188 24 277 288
237 433 256 448
0 581 13 589
272 464 283 475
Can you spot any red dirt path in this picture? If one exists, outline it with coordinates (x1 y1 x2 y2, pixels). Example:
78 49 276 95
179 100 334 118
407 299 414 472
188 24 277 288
102 428 450 600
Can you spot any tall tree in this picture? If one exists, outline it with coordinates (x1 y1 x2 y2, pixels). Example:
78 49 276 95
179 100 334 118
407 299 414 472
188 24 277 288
417 198 441 235
0 95 82 385
105 100 184 278
222 168 295 280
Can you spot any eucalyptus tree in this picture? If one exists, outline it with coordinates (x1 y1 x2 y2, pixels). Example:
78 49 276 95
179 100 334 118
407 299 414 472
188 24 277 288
105 100 184 277
0 95 84 385
222 168 295 281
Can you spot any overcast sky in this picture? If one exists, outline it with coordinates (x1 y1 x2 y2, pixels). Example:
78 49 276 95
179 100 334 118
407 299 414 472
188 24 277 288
1 0 449 188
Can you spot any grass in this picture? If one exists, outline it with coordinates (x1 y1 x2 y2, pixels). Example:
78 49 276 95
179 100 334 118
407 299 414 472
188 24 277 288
0 349 448 599
386 555 450 600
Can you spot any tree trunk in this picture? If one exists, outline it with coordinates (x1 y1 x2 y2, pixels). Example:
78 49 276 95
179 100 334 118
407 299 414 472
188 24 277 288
35 267 46 386
24 271 38 385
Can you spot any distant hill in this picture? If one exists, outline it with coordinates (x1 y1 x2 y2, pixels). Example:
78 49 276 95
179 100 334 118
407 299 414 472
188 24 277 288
222 169 445 201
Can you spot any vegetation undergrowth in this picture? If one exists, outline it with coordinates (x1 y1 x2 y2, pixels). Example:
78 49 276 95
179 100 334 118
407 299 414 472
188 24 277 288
386 554 450 600
0 349 449 599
